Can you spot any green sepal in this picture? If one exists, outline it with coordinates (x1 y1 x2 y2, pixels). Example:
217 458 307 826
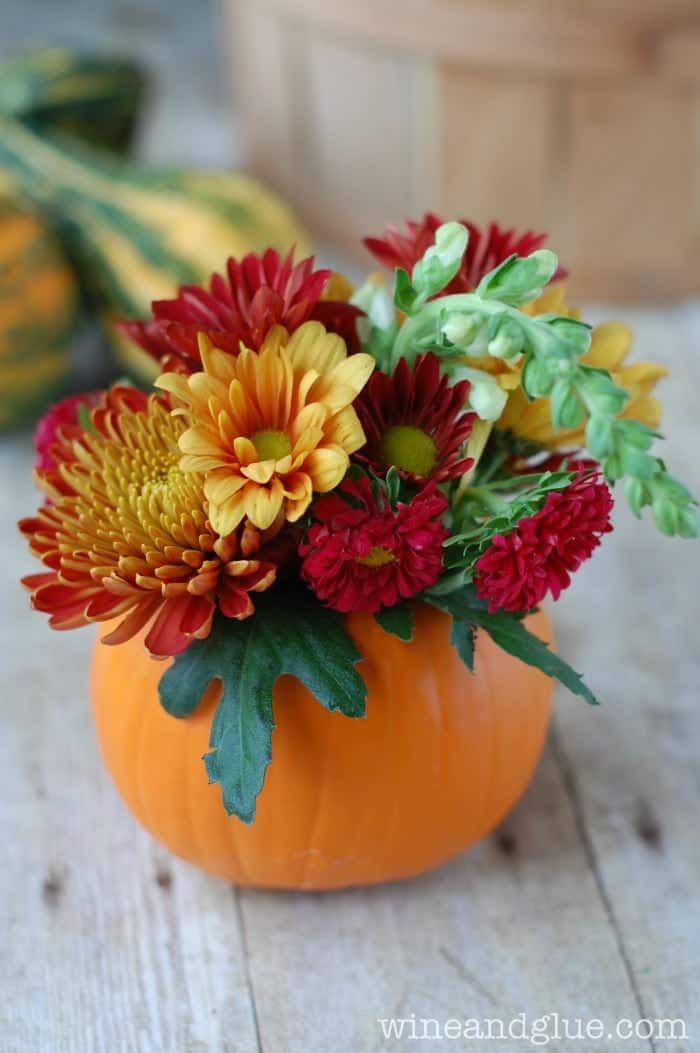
158 587 367 823
427 584 599 705
394 267 420 314
374 603 414 642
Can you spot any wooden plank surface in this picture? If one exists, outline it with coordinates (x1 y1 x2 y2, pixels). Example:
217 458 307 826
1 302 698 1052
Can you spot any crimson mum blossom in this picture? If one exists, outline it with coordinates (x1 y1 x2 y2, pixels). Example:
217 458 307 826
475 473 614 613
121 247 364 372
20 388 281 657
300 477 448 614
355 352 475 483
33 391 104 472
364 212 567 295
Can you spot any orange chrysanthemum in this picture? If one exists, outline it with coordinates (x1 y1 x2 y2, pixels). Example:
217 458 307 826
19 390 279 657
158 322 374 534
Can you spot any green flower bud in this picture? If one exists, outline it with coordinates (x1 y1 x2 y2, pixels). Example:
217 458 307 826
624 477 648 518
550 378 585 430
450 365 508 421
652 496 680 536
678 506 700 538
351 280 395 333
544 316 592 357
603 453 624 481
441 312 482 348
487 318 524 362
618 419 656 451
522 354 555 398
585 415 615 459
412 222 469 298
620 447 655 480
580 370 628 417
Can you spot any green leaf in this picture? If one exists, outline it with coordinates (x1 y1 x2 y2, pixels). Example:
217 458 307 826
159 625 237 718
427 584 599 705
158 587 367 823
450 619 475 671
475 250 558 306
474 610 599 705
411 221 468 299
375 603 414 642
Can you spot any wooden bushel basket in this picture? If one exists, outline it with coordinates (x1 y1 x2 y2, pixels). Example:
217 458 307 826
221 0 700 302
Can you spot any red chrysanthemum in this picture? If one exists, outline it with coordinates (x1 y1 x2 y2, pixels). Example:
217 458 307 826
20 388 281 657
475 472 614 613
300 477 448 613
121 247 364 372
33 391 104 472
364 212 566 295
354 352 476 483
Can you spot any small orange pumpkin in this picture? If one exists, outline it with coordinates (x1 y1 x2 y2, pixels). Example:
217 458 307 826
91 603 554 890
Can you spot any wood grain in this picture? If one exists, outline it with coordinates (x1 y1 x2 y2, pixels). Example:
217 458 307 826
1 304 699 1051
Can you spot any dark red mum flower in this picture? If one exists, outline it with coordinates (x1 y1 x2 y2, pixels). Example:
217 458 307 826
121 247 364 372
355 353 476 483
364 212 566 295
475 472 614 613
300 477 448 613
33 391 104 472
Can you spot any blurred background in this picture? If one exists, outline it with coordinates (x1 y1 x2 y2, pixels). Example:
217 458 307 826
1 0 231 166
1 0 699 428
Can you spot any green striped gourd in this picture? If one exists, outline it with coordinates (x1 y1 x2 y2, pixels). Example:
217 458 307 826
0 49 146 154
0 198 79 429
0 116 311 383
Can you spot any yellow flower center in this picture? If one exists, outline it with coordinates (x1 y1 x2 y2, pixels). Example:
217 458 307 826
251 428 292 461
356 546 396 567
379 424 438 478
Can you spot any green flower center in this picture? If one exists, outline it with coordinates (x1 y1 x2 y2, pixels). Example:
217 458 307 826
252 428 292 461
378 424 438 478
356 546 396 567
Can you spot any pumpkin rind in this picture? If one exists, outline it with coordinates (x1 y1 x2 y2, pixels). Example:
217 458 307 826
90 603 554 890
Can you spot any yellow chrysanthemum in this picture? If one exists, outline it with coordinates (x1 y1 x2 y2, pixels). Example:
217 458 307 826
158 322 374 533
495 286 668 448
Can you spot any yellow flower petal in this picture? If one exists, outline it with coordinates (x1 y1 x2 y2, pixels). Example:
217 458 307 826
241 460 277 484
243 480 285 530
323 405 366 454
164 319 372 526
584 322 634 370
303 446 349 493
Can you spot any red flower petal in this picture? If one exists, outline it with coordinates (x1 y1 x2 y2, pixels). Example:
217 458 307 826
475 472 614 612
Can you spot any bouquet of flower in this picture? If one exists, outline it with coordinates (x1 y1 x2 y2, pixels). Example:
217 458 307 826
20 215 698 823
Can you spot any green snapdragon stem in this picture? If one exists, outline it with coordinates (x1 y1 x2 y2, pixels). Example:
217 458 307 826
392 293 499 365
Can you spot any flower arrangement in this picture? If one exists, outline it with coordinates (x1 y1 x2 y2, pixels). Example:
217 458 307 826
20 217 698 824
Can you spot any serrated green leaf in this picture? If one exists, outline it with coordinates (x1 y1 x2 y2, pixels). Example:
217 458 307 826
374 603 414 642
450 619 475 671
159 623 242 718
157 587 367 823
474 611 599 705
427 584 599 704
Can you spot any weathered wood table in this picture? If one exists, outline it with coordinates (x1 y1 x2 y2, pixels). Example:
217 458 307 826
1 304 698 1052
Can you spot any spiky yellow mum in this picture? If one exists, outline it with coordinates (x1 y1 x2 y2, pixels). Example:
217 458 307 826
158 321 374 533
20 390 279 657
